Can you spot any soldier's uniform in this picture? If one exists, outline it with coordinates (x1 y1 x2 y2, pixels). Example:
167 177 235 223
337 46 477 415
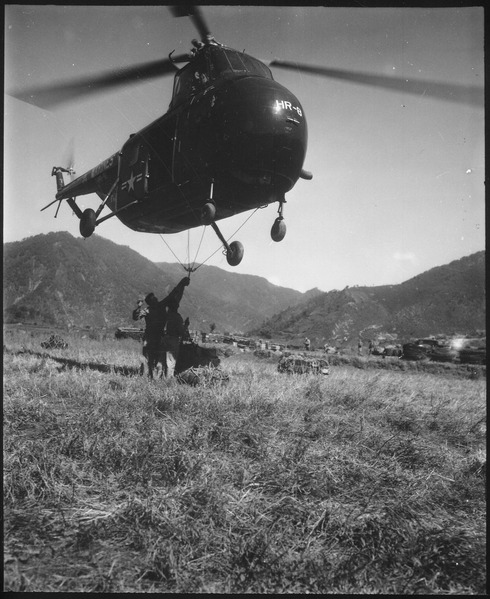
133 302 150 359
133 277 189 378
161 304 185 377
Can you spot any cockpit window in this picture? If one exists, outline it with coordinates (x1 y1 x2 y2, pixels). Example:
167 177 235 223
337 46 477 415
171 47 272 108
172 58 209 107
238 52 273 79
210 48 272 80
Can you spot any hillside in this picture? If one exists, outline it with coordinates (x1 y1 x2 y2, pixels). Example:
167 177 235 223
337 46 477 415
154 262 319 333
3 234 484 340
3 232 315 332
253 252 485 346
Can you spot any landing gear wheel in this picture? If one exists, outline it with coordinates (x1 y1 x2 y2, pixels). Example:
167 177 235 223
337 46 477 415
226 241 244 266
80 208 96 238
271 216 286 242
201 202 216 225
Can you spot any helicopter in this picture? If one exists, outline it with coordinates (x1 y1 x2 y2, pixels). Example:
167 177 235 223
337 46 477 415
10 6 483 268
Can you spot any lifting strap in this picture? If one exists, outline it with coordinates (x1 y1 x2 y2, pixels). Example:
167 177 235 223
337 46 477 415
158 206 261 276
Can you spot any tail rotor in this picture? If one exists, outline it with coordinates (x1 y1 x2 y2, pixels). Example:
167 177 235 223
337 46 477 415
55 139 76 217
62 137 76 182
44 138 77 217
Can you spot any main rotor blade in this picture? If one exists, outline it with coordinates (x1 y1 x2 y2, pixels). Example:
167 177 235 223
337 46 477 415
270 60 483 107
170 5 213 43
8 56 184 110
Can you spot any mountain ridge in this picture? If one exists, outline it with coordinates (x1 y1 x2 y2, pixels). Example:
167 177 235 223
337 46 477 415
3 232 317 332
3 233 484 342
253 251 485 345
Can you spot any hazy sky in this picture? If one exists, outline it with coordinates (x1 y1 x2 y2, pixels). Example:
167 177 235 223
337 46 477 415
4 6 484 292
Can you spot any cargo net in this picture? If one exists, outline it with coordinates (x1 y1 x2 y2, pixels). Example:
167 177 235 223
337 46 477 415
176 365 230 387
175 341 228 386
278 354 330 375
40 334 68 350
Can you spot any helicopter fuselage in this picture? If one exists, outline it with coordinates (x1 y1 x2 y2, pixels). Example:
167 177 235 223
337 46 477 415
57 44 308 234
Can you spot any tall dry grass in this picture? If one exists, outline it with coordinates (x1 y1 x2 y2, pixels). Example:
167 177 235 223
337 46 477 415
4 329 486 593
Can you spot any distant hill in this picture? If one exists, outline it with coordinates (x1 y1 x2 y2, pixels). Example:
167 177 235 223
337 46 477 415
3 232 317 332
154 262 320 333
252 251 485 346
3 234 484 342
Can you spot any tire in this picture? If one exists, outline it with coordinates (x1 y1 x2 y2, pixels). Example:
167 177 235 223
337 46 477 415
201 202 216 225
226 240 244 266
80 208 96 238
271 217 286 242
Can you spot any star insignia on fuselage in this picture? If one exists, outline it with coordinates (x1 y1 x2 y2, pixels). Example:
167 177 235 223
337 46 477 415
127 171 136 192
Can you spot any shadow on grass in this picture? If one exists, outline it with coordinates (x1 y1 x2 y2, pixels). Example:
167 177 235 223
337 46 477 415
7 348 141 377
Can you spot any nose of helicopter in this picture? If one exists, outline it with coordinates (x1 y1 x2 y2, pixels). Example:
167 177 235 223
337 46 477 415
219 76 308 194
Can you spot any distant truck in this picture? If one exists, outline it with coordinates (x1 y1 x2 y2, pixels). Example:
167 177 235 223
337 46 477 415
415 338 445 350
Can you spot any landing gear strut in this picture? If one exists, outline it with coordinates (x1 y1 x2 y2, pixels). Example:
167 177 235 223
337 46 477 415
49 163 132 238
202 179 243 266
271 199 287 242
201 179 216 225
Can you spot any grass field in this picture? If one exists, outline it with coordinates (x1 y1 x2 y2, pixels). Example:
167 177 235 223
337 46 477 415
4 329 486 593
